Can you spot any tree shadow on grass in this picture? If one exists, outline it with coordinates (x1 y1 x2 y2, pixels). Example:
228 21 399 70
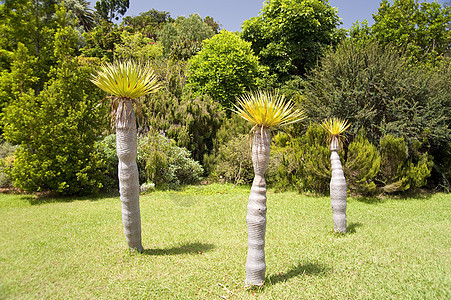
25 192 119 205
265 261 330 287
142 242 215 256
353 196 384 205
347 222 363 234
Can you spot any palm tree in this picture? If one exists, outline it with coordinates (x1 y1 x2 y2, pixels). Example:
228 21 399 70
321 118 350 233
91 61 159 252
233 90 305 286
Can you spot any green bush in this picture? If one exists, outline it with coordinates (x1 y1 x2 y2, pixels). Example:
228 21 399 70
137 130 203 190
2 41 109 195
344 129 380 195
292 124 333 194
141 89 224 163
267 124 333 194
301 39 450 190
210 134 254 185
379 134 433 193
209 132 282 186
96 134 119 191
0 138 16 188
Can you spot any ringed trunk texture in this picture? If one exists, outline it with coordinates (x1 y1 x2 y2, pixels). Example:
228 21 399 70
330 138 347 233
245 127 271 286
116 100 143 252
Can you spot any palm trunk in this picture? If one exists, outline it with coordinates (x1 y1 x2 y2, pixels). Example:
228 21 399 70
116 99 143 252
330 137 347 233
245 127 271 286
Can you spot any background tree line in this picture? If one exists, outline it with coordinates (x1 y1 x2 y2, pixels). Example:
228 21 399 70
0 0 449 195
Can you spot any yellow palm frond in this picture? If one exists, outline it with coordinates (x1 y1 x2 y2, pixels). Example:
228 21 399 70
91 60 160 100
321 118 351 137
233 90 305 129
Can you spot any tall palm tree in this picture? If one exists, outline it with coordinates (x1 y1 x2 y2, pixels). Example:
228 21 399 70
91 61 159 252
321 118 350 233
234 90 305 286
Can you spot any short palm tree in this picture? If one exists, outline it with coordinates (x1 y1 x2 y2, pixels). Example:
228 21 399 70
234 90 305 286
321 118 351 233
91 61 159 252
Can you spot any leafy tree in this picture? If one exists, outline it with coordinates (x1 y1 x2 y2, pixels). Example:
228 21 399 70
114 31 163 61
241 0 341 83
2 25 109 195
302 39 450 149
94 0 129 22
0 0 36 69
122 9 173 39
0 0 63 93
186 30 260 108
81 20 122 60
203 16 220 33
0 4 83 125
372 0 450 65
0 43 39 118
302 39 450 189
158 14 215 60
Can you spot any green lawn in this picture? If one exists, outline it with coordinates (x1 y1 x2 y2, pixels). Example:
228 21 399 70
1 184 450 299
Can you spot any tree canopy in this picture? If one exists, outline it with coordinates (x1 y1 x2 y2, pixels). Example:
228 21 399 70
186 31 260 109
241 0 342 83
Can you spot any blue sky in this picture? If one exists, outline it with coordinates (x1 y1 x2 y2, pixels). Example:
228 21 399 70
89 0 448 32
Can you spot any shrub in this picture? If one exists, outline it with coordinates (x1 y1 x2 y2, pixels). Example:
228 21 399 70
141 89 224 163
344 129 381 195
292 124 333 194
301 39 450 189
0 139 16 188
96 134 119 191
114 31 163 61
203 114 252 176
266 124 333 194
137 130 203 189
2 53 109 195
139 181 155 194
210 132 282 186
379 134 433 193
210 134 254 185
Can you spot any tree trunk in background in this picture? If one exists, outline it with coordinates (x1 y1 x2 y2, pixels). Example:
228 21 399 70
245 127 271 286
116 99 143 252
330 137 347 233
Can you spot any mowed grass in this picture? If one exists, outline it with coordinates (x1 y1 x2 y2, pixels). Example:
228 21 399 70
0 184 450 299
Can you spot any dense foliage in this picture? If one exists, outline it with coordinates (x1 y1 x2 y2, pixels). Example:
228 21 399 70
372 0 450 65
241 0 342 83
137 131 204 189
2 41 109 195
0 0 448 196
344 130 380 195
186 31 260 108
158 14 215 60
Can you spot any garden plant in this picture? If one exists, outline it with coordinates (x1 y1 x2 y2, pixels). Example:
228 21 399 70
91 60 159 252
321 118 351 233
233 90 305 286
